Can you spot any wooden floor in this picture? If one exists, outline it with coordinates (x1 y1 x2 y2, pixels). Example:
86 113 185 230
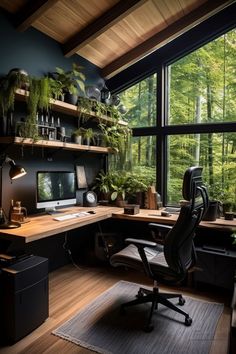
0 262 232 354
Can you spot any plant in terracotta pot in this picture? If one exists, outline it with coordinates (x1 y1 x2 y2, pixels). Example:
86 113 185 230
54 63 86 105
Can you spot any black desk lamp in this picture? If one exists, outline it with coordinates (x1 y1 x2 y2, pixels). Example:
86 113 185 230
0 154 27 229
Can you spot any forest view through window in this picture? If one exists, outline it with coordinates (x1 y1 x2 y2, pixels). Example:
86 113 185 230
118 75 157 186
168 29 236 125
119 74 157 128
167 28 236 208
118 28 235 210
167 133 236 205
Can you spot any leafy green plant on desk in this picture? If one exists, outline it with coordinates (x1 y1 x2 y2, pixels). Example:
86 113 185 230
93 170 148 206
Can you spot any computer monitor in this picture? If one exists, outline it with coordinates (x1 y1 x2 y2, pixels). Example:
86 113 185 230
36 171 76 213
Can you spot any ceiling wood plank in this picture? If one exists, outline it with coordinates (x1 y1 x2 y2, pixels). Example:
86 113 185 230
62 0 148 58
15 0 60 32
102 0 234 79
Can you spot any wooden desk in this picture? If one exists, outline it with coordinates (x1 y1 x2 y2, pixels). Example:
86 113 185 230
0 206 120 244
112 208 236 232
0 206 235 245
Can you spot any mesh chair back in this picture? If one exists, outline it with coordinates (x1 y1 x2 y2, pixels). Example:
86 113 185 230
163 204 202 274
164 166 209 274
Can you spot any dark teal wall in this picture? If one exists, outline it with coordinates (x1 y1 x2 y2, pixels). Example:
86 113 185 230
0 9 101 85
0 9 105 216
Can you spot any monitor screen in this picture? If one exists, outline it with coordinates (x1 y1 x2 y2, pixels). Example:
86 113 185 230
36 171 76 213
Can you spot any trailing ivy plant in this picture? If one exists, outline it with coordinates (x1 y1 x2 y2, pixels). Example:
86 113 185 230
0 69 29 118
20 77 51 139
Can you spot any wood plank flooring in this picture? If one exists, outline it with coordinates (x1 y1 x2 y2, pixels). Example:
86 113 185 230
0 263 232 354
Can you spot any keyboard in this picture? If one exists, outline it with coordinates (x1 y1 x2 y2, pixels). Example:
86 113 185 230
53 212 90 221
164 207 180 214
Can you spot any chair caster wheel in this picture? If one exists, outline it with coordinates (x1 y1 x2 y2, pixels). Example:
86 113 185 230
144 324 154 332
179 296 185 306
185 316 192 326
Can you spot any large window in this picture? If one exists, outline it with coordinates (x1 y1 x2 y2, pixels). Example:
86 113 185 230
166 28 236 205
168 29 236 125
119 74 157 128
167 133 236 205
118 27 236 209
131 136 156 186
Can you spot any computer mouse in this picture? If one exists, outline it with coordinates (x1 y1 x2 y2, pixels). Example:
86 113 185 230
88 210 96 214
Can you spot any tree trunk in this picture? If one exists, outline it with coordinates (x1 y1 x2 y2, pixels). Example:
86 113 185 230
194 95 201 164
146 76 154 166
207 83 214 185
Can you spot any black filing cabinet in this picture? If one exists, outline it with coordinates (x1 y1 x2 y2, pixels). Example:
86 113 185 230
195 248 236 290
0 255 49 343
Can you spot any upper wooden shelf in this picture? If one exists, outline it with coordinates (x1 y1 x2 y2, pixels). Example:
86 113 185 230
15 89 128 127
0 136 112 154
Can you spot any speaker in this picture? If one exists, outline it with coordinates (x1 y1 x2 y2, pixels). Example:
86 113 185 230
0 255 49 343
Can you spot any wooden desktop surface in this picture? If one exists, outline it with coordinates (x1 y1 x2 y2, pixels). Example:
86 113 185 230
0 206 119 243
0 206 235 244
112 208 236 232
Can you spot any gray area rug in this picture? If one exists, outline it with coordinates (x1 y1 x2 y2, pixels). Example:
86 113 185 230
52 280 224 354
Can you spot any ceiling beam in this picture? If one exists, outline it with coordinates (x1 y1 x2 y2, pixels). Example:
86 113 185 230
102 0 235 79
62 0 148 58
14 0 60 32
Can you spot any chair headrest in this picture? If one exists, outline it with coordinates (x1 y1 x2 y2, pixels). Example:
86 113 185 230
182 166 203 201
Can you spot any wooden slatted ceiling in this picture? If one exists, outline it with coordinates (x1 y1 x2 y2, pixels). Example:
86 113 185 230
0 0 234 79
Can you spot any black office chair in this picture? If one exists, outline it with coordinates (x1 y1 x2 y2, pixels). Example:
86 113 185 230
110 166 209 332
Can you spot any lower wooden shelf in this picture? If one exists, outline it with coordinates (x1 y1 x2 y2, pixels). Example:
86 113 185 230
0 136 112 154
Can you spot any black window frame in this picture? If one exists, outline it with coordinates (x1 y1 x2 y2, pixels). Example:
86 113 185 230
107 3 236 206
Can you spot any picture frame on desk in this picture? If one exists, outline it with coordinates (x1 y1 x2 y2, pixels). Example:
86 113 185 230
76 166 88 189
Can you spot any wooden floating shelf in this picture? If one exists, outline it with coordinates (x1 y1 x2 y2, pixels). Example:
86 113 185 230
15 89 128 127
0 136 112 154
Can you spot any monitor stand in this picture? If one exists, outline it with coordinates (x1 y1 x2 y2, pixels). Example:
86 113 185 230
45 207 64 215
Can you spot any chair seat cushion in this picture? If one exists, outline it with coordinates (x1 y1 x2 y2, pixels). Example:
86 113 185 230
110 243 181 282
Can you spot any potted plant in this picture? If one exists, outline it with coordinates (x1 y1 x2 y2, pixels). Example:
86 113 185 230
18 76 51 140
54 63 86 105
92 170 112 202
77 96 93 124
0 69 29 135
125 173 148 206
83 128 95 146
48 76 64 101
71 127 86 144
96 170 128 207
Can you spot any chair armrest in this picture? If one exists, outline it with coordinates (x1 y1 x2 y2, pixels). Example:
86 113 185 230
125 238 157 248
148 223 173 244
148 223 173 233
